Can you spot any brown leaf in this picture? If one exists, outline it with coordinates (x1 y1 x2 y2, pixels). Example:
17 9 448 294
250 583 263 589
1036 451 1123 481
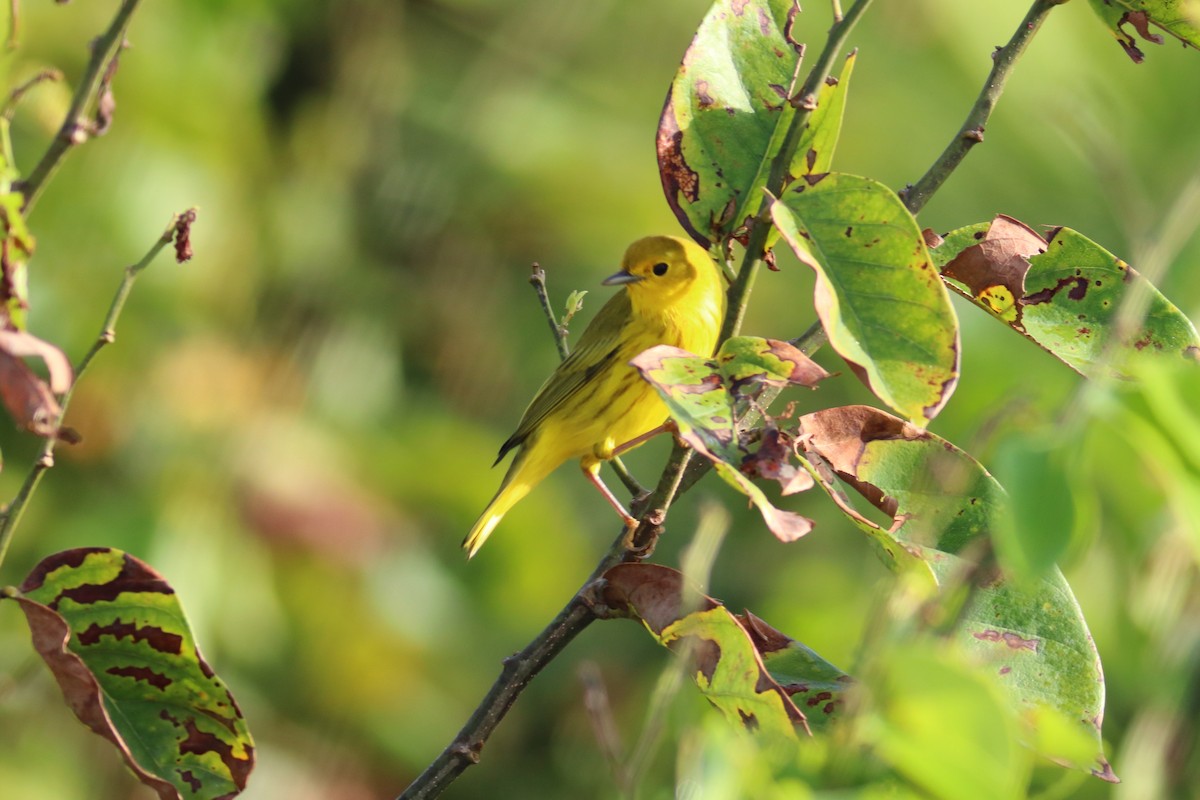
12 595 182 800
942 214 1047 318
797 404 929 519
0 352 61 436
600 563 717 634
742 426 814 496
173 208 197 263
0 329 73 392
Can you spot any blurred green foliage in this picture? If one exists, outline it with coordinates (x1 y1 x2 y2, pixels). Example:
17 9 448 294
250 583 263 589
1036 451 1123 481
0 1 1197 798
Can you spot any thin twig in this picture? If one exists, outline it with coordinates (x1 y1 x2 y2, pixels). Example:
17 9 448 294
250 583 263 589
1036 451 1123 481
900 0 1062 216
0 210 195 575
396 4 873 797
18 0 142 213
528 263 570 360
2 69 63 121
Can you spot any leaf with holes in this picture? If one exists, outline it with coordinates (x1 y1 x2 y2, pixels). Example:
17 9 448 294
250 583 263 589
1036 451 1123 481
933 215 1200 376
796 405 1113 781
10 548 255 800
602 563 840 736
632 336 828 542
658 0 856 245
1086 0 1200 62
771 174 960 424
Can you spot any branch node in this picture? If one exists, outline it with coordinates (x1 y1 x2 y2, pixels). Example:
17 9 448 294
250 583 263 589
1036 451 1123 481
450 740 482 765
963 126 985 143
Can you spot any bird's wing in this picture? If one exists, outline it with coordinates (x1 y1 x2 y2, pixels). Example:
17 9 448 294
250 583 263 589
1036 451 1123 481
494 291 631 463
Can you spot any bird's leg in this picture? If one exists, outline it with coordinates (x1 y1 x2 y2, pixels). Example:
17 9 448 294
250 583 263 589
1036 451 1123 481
610 420 679 459
582 465 637 527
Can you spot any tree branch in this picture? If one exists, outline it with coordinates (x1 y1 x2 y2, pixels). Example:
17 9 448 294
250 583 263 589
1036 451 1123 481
0 210 195 575
900 0 1063 216
17 0 142 213
395 3 873 797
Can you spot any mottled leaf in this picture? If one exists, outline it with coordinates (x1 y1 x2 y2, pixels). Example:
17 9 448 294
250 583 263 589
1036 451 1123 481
1086 0 1200 62
739 611 851 730
657 1 856 245
12 548 255 799
0 327 74 437
771 174 960 424
632 337 829 541
602 563 828 735
797 405 1112 779
934 215 1200 376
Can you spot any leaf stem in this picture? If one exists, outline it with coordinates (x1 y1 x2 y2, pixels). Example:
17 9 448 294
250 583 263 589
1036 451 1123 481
18 0 142 213
0 210 193 576
901 0 1061 216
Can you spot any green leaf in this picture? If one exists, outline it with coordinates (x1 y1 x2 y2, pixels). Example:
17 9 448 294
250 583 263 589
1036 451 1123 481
935 215 1200 376
798 405 1113 780
602 563 840 736
1086 0 1200 62
990 431 1076 578
11 548 255 800
771 174 960 424
631 336 829 541
862 646 1029 800
657 1 856 245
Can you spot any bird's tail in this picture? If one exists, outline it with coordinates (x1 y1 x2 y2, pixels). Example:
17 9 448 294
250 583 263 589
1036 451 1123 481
463 450 547 558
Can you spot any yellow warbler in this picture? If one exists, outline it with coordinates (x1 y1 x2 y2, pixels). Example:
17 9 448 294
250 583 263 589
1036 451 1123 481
463 235 726 557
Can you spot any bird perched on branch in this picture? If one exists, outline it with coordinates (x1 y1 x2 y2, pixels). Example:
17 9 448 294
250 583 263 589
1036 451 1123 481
464 235 726 557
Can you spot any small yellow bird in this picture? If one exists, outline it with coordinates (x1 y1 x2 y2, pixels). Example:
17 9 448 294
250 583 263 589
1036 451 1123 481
463 235 726 557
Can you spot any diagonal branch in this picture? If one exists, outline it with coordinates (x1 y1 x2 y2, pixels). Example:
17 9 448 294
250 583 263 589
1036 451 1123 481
0 209 195 575
17 0 142 213
900 0 1064 216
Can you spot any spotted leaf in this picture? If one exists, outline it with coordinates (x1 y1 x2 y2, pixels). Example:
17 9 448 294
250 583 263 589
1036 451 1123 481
11 548 255 799
770 175 960 425
932 215 1200 376
631 336 828 542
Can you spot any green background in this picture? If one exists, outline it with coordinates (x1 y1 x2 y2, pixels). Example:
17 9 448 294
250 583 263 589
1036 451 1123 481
0 1 1198 797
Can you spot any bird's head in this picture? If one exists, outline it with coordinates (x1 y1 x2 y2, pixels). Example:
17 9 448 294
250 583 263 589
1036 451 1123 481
602 235 721 309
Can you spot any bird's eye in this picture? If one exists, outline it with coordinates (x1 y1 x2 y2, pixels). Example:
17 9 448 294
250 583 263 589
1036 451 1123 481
652 262 669 276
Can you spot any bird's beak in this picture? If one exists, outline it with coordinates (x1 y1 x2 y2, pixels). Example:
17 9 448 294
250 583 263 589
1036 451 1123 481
601 269 643 286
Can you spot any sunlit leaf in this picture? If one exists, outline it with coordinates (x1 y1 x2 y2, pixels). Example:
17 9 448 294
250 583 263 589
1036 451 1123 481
934 215 1200 376
1086 0 1200 62
770 174 960 424
632 336 828 541
658 1 856 245
798 405 1113 779
11 548 255 800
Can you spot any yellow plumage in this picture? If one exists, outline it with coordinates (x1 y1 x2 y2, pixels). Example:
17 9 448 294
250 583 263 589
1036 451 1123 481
463 235 726 557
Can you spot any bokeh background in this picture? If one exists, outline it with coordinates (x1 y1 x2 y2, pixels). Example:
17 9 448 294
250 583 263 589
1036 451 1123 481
0 1 1198 798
